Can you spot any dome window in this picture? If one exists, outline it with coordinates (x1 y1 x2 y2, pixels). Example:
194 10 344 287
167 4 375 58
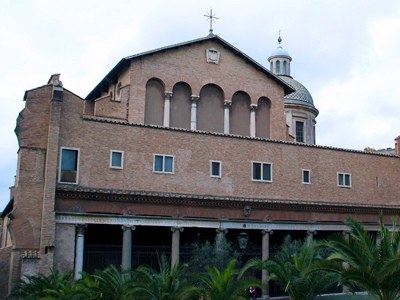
283 61 287 75
276 61 280 74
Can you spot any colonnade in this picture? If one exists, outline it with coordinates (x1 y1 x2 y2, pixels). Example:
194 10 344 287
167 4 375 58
162 92 260 137
73 225 325 298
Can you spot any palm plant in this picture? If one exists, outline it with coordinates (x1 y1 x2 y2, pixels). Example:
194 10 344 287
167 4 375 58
193 258 260 300
133 255 198 300
90 265 136 300
7 269 76 300
312 216 400 300
241 241 339 300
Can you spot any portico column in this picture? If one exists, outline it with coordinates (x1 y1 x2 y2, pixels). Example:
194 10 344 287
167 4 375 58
342 231 351 293
307 230 316 245
163 91 173 127
224 100 232 134
250 104 257 137
122 225 135 270
74 224 87 280
190 95 200 130
262 229 273 299
171 227 184 267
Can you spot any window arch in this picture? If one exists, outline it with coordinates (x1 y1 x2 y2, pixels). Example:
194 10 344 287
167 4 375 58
197 84 224 133
230 91 250 136
144 78 165 125
283 61 287 75
170 82 191 129
276 61 281 74
116 82 122 100
256 97 271 138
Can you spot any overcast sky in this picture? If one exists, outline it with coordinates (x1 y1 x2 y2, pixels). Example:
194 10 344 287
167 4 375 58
1 0 400 211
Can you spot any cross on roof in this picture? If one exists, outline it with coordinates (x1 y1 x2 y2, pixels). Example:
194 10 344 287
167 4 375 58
204 9 218 34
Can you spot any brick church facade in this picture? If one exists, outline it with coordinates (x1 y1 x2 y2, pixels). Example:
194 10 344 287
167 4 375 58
1 32 400 297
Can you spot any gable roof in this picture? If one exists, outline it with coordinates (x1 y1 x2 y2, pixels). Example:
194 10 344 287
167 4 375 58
86 34 295 100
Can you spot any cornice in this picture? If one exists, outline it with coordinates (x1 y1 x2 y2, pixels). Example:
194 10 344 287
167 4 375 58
56 186 400 215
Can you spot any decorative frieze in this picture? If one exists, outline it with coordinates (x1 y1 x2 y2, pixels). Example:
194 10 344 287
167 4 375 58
21 249 40 259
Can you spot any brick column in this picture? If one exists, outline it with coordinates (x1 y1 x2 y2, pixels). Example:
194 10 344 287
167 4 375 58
74 224 87 280
163 91 172 127
122 225 135 270
250 104 258 137
171 227 183 267
39 78 63 275
262 230 273 299
190 95 199 130
224 100 232 134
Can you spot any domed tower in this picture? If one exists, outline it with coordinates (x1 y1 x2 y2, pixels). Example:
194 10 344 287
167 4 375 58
268 34 319 144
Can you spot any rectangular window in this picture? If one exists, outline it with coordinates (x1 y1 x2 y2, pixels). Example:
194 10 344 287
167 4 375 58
302 169 310 184
296 121 304 142
110 150 124 169
154 154 174 174
59 147 79 184
252 162 272 182
210 161 221 178
338 173 351 187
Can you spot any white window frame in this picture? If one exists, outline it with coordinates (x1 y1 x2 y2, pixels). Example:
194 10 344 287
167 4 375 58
302 169 311 184
251 161 273 182
110 150 124 169
153 154 175 174
337 172 351 187
59 147 80 184
210 160 222 178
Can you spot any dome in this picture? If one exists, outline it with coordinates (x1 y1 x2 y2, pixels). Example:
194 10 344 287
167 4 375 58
268 45 291 60
279 76 316 108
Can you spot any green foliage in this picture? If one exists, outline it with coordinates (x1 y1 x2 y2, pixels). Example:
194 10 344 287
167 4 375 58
277 235 304 260
91 265 136 300
7 269 79 300
132 255 198 300
242 241 339 300
193 259 260 300
313 216 400 300
188 233 241 274
364 147 376 152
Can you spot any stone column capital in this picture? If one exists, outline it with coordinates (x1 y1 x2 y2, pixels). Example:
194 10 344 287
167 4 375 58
250 104 258 111
171 227 184 233
216 228 228 234
307 230 317 236
224 100 232 107
164 91 173 99
190 95 200 101
262 229 273 236
75 224 87 235
122 225 136 231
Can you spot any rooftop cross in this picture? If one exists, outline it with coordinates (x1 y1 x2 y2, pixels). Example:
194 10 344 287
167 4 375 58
204 8 218 35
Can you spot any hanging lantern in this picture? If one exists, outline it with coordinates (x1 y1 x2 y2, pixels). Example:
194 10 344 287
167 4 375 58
237 232 249 249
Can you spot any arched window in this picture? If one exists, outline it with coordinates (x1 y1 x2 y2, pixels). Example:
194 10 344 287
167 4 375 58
270 61 273 72
230 91 250 136
283 61 287 75
116 82 122 100
256 97 271 138
170 82 191 129
276 61 281 74
197 84 224 133
144 78 164 125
